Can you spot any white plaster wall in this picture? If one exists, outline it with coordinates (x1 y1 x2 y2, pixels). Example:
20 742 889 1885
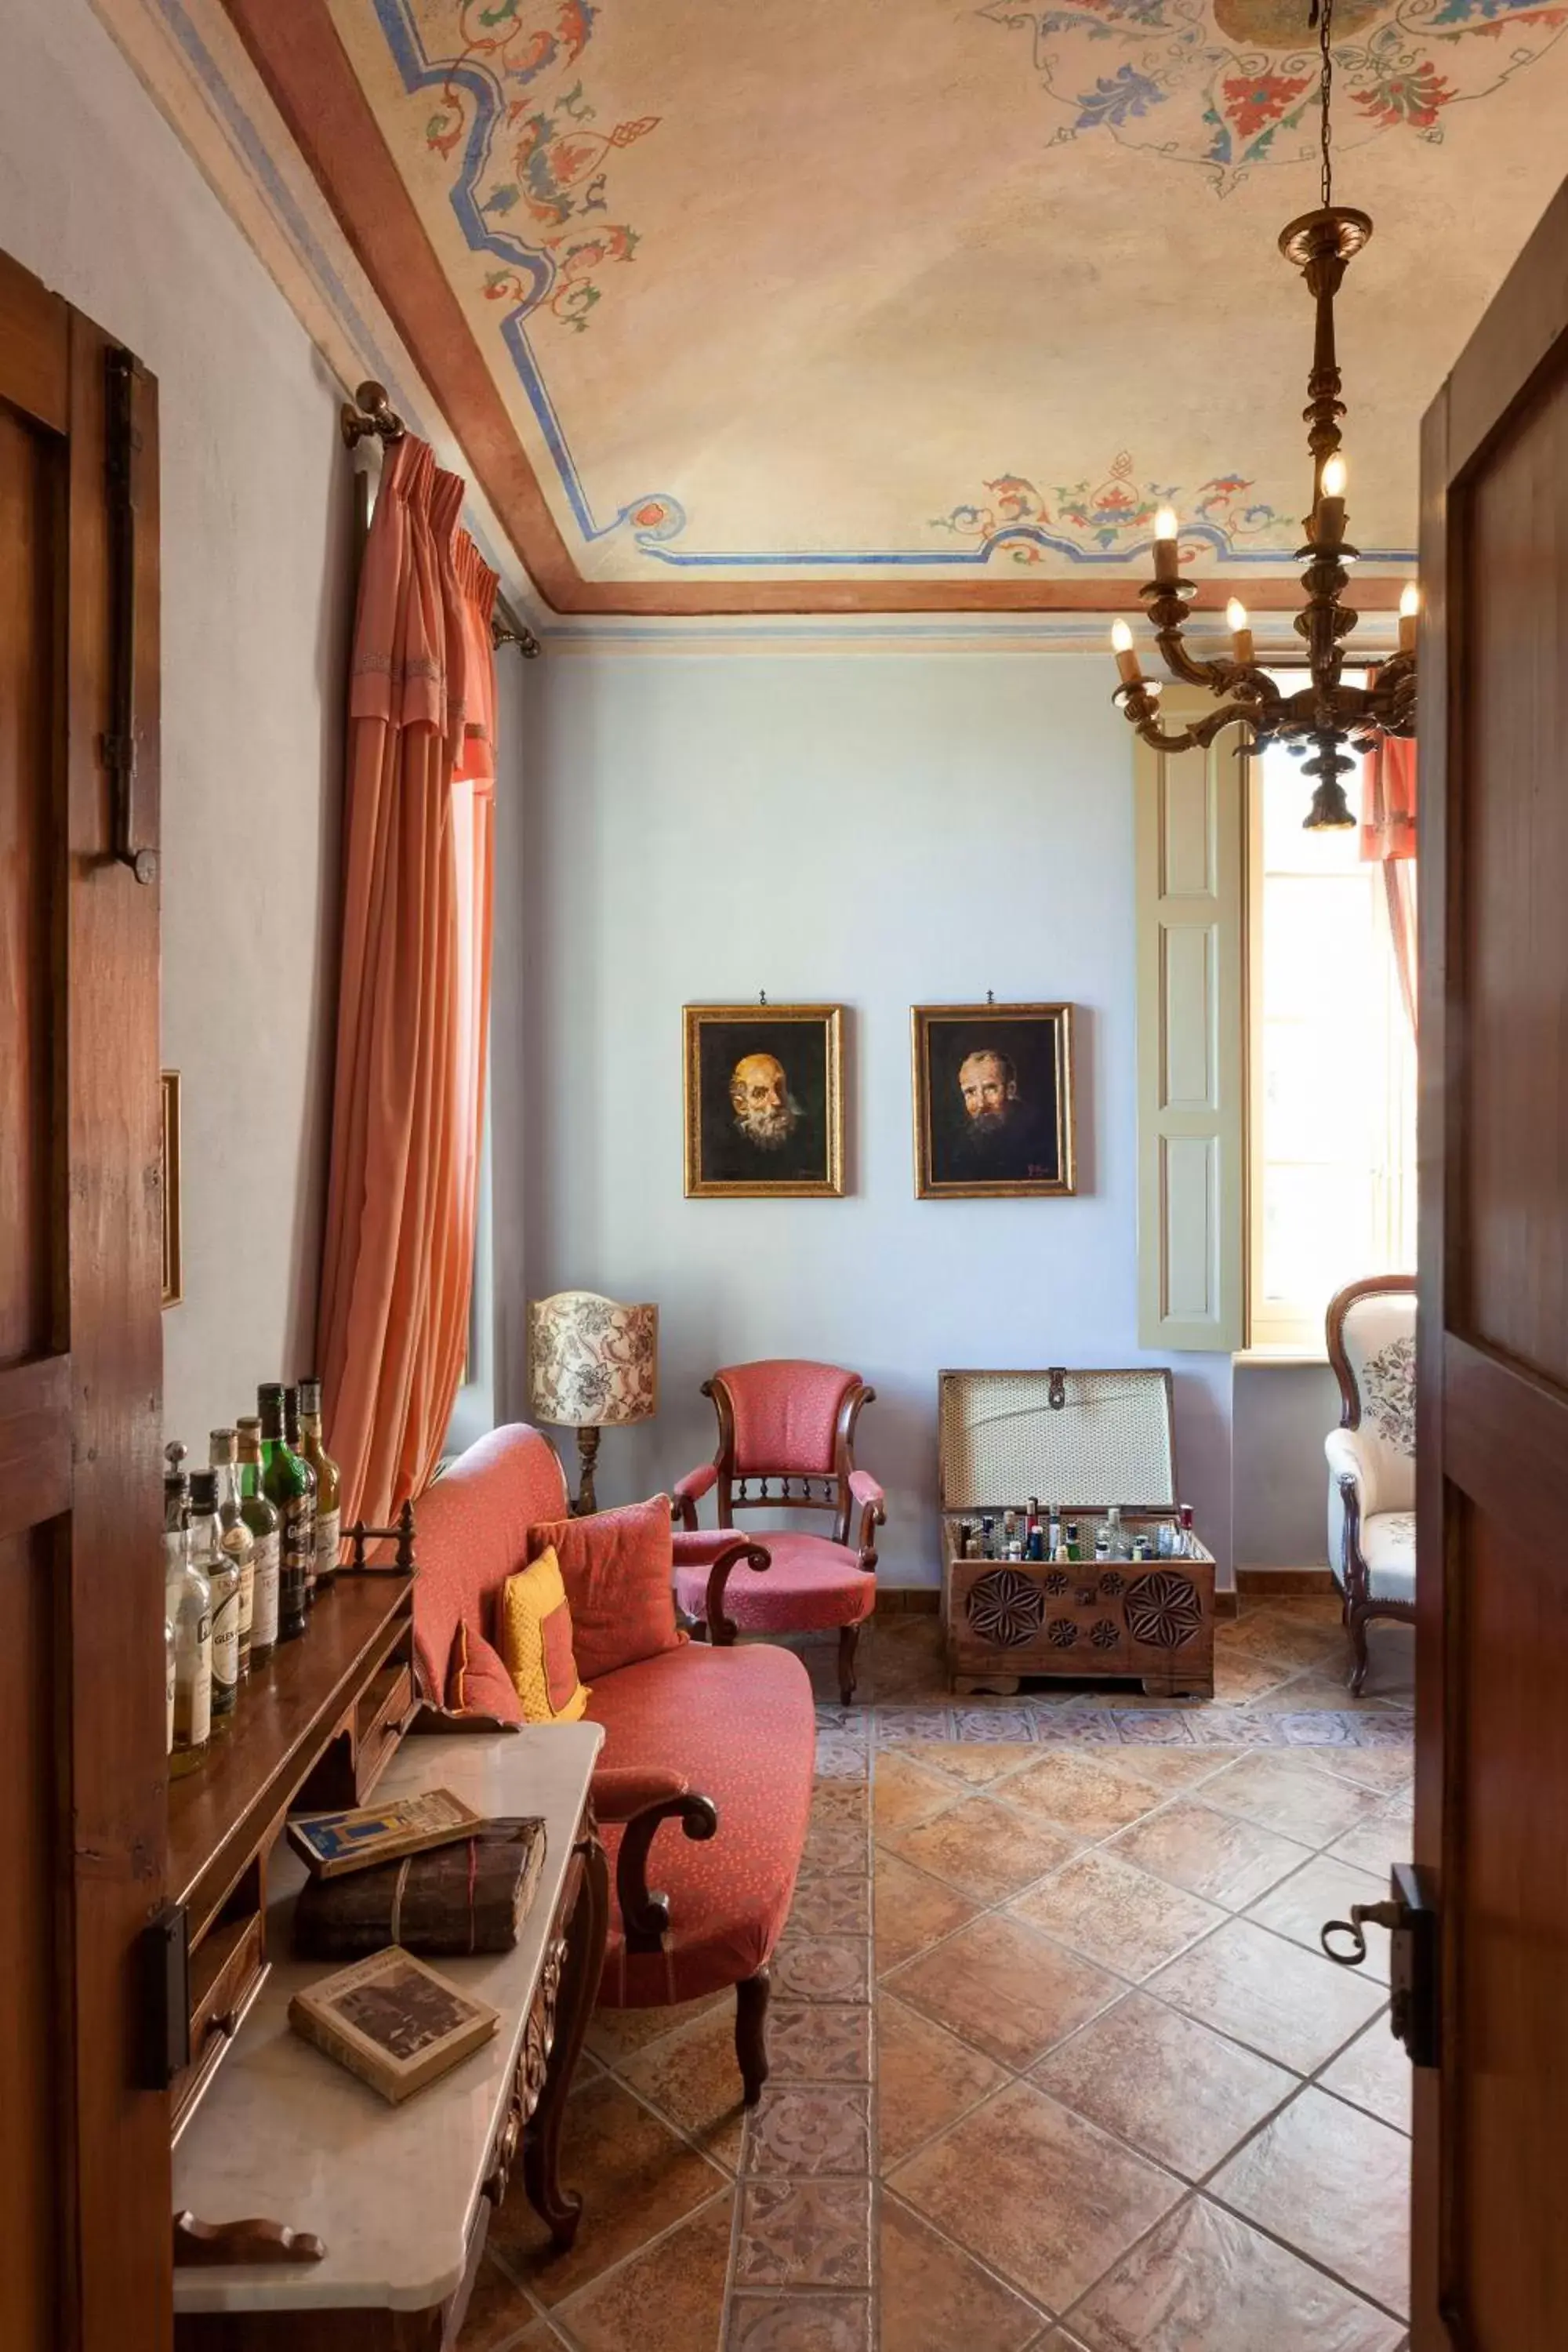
1233 1361 1340 1570
518 650 1236 1587
0 0 354 1447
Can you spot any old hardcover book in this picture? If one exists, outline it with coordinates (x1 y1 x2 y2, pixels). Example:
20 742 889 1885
292 1817 548 1961
287 1788 485 1880
288 1946 499 2104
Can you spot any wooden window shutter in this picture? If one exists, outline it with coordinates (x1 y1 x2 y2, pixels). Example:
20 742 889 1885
1134 690 1247 1352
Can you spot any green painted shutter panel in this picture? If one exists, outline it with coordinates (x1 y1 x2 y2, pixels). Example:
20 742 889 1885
1134 691 1247 1352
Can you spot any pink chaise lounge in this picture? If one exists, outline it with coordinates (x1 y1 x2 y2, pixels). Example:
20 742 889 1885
409 1425 815 2100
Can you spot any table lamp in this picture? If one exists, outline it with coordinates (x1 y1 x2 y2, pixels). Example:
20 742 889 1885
527 1291 659 1515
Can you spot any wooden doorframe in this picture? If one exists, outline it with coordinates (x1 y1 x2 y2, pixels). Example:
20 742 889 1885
0 245 170 2349
1414 176 1568 2345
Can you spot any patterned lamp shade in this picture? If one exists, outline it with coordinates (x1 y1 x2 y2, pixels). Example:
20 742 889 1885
528 1292 659 1429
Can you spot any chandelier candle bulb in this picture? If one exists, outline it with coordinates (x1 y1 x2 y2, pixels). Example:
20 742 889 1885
1152 506 1180 586
1111 617 1142 684
1225 598 1254 664
1399 582 1420 653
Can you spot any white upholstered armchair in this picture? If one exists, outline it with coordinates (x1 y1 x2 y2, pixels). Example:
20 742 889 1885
1324 1275 1417 1693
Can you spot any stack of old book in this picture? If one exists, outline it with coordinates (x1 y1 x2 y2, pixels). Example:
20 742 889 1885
285 1789 546 2104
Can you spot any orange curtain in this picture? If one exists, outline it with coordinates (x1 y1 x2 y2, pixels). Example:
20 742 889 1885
1361 701 1417 1040
318 435 499 1526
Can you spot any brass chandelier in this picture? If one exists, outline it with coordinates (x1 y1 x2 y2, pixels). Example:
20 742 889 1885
1109 0 1417 828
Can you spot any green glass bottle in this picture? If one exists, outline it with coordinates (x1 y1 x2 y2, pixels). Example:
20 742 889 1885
236 1417 279 1668
259 1383 311 1641
284 1385 319 1608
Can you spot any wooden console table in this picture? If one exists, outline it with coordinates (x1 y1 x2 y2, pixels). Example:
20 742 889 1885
171 1722 608 2351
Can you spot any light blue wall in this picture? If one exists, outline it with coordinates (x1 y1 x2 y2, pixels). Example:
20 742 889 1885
503 644 1258 1587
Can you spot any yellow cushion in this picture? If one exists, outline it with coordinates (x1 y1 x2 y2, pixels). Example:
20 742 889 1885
499 1547 590 1724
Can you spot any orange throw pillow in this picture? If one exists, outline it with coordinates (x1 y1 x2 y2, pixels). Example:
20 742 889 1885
526 1496 682 1683
445 1620 524 1724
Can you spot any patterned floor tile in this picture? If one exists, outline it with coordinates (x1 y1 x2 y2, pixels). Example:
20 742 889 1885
873 1850 980 1974
1247 1853 1392 1982
1325 1798 1414 1877
735 2177 873 2290
952 1707 1041 1744
1002 1750 1174 1839
889 2079 1181 2313
800 1818 874 1880
552 2190 733 2352
876 1989 1010 2169
873 1751 967 1834
1203 1753 1385 1848
1218 1612 1346 1672
877 1793 1083 1904
874 1705 956 1744
1031 1990 1295 2180
618 1996 750 2170
489 2072 728 2307
1107 1798 1314 1911
744 2083 871 2177
1317 2013 1411 2133
1314 1745 1414 1798
786 1873 872 1940
585 1989 728 2065
1149 1917 1387 2075
771 1936 870 2005
896 1739 1038 1787
1067 2191 1406 2352
885 1909 1123 2071
768 2003 873 2084
880 2195 1045 2352
1008 1848 1226 1981
727 2293 873 2350
1209 2086 1410 2316
454 2252 542 2351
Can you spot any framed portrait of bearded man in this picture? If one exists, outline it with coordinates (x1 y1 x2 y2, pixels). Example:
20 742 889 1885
912 1003 1076 1199
684 1004 845 1197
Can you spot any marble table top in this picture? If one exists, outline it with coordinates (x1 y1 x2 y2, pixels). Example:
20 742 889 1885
172 1719 604 2314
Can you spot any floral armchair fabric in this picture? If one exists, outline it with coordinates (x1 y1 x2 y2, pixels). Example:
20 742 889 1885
1324 1276 1416 1692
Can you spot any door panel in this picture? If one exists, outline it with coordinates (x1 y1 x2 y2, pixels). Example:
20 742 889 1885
0 249 170 2350
1415 174 1568 2349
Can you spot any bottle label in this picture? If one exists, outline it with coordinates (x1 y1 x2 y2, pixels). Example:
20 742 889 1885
211 1588 240 1698
223 1526 255 1635
285 1495 313 1574
315 1506 341 1582
178 1613 212 1749
251 1530 280 1646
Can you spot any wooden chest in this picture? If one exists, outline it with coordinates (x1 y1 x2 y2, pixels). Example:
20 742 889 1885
938 1367 1214 1698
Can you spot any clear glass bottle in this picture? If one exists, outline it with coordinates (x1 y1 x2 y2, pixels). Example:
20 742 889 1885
283 1385 319 1608
165 1611 176 1756
237 1416 280 1666
1105 1504 1127 1562
296 1375 341 1596
1093 1519 1111 1566
209 1428 255 1679
191 1469 239 1731
1177 1504 1196 1558
165 1452 212 1778
1047 1504 1062 1561
259 1384 311 1641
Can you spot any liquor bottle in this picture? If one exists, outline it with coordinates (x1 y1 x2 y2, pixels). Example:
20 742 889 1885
980 1515 996 1561
236 1416 281 1666
191 1469 240 1731
296 1376 341 1596
1093 1520 1111 1566
1105 1504 1127 1562
1025 1497 1042 1561
209 1428 255 1679
1047 1505 1062 1560
1176 1504 1196 1558
1065 1520 1081 1563
259 1383 311 1641
165 1610 176 1756
165 1459 212 1778
284 1385 319 1606
1001 1508 1018 1555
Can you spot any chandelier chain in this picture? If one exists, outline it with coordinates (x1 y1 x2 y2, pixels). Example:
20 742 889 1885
1314 0 1334 211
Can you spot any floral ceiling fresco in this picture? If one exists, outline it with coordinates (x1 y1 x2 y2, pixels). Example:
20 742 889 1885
216 0 1568 608
982 0 1567 194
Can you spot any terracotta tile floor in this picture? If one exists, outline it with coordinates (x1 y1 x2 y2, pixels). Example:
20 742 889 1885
460 1596 1414 2350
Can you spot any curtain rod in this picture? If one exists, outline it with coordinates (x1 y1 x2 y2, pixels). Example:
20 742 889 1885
341 379 541 658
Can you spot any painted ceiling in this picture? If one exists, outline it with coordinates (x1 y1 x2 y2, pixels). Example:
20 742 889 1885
222 0 1568 611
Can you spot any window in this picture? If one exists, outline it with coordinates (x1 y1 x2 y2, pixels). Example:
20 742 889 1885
1246 684 1417 1351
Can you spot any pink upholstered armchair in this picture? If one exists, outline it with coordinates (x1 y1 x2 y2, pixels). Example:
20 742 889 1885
672 1359 886 1704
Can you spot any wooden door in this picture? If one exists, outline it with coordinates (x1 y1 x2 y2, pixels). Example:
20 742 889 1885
0 250 170 2348
1414 177 1568 2345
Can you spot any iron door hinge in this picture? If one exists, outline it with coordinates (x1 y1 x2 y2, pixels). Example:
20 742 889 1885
140 1900 191 2089
1321 1858 1438 2067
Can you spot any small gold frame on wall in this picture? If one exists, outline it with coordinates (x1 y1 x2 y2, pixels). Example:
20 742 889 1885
160 1069 183 1308
912 1004 1077 1199
683 1004 846 1198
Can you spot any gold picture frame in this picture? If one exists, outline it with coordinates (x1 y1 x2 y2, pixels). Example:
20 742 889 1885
912 1003 1076 1199
683 1004 845 1198
160 1069 183 1307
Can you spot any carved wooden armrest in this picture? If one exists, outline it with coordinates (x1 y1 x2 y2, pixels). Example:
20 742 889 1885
671 1461 719 1533
848 1468 886 1569
703 1537 771 1646
597 1774 720 1955
1336 1469 1365 1587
